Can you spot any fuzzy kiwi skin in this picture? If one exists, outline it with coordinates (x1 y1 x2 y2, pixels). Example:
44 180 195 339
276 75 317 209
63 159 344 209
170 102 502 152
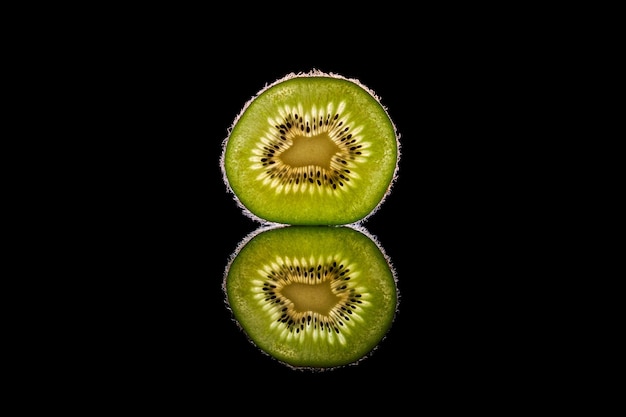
223 224 398 370
221 70 399 226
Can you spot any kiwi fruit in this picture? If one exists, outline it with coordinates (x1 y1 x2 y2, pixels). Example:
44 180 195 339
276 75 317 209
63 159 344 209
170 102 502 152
223 224 398 371
221 69 400 225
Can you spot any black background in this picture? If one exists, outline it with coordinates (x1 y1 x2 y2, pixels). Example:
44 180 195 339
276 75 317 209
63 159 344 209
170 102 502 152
132 62 504 390
93 30 546 404
21 5 586 409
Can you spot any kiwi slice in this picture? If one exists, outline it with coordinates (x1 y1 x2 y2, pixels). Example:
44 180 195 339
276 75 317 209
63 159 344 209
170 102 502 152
223 224 398 371
221 70 400 225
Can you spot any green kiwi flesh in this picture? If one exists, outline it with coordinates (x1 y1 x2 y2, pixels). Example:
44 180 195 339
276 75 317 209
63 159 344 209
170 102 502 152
223 224 398 370
221 70 399 225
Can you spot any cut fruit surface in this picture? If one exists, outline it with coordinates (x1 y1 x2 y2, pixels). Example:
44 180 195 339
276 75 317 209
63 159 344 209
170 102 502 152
221 70 399 225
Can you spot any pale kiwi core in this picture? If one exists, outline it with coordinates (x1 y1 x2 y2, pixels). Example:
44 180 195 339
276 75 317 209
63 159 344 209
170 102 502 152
280 281 339 314
279 134 338 169
222 73 398 225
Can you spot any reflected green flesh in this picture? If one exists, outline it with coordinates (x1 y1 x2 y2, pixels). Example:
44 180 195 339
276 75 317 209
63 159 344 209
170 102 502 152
224 225 398 369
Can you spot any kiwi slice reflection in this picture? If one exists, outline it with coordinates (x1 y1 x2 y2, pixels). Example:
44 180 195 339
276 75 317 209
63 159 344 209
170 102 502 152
223 224 398 371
